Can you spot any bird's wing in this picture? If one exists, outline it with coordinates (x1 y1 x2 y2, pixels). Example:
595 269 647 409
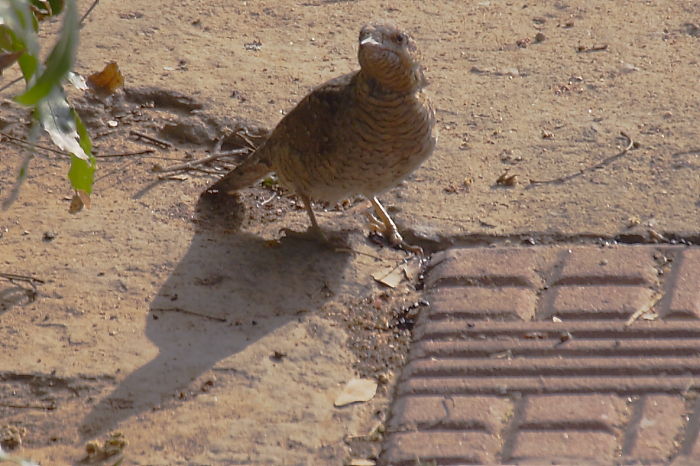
268 71 358 158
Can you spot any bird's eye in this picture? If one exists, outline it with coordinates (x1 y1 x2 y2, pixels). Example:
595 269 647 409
393 33 406 44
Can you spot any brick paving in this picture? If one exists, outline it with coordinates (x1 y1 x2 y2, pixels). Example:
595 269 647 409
382 245 700 465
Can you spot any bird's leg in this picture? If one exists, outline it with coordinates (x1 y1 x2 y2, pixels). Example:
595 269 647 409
368 197 423 255
301 193 322 234
281 194 332 243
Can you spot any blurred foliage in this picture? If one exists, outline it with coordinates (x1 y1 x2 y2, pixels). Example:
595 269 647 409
1 0 95 210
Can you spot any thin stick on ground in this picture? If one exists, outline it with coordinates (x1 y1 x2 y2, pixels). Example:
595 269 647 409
0 272 45 285
0 76 22 93
129 130 172 149
236 129 260 150
152 307 227 322
0 402 56 410
94 149 155 158
528 131 637 187
334 247 385 261
153 148 249 173
79 0 101 26
1 132 70 156
259 193 277 206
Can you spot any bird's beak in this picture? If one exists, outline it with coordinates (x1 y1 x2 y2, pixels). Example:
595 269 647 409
360 35 381 47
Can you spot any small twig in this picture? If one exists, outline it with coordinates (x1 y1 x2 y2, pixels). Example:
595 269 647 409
236 129 259 150
528 131 636 187
157 174 188 181
180 166 226 175
94 149 155 158
259 193 277 206
334 247 385 261
0 272 42 303
1 131 70 156
79 0 101 26
36 322 68 329
218 148 252 157
577 44 609 53
129 130 172 149
0 272 45 285
0 76 22 94
154 149 248 173
152 307 227 322
0 402 56 410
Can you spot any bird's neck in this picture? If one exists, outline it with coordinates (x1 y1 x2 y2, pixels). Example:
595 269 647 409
356 69 422 98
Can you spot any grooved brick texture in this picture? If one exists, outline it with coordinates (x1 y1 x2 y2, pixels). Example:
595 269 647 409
383 245 700 466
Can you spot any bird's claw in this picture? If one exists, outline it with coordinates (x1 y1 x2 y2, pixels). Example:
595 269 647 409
365 211 423 255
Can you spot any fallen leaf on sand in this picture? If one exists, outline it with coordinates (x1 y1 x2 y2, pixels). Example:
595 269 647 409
402 258 422 281
87 62 124 94
347 459 376 466
334 378 377 407
372 264 404 288
68 190 91 213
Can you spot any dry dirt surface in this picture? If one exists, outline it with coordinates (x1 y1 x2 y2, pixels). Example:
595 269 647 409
1 0 699 464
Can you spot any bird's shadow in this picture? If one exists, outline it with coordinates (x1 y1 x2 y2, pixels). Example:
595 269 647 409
80 192 352 438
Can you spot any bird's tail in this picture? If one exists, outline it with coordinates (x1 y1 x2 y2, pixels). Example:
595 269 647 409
204 151 272 195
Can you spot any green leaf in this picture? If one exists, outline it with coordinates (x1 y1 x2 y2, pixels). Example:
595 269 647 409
15 0 78 105
17 50 38 79
72 108 92 155
1 0 40 57
68 154 95 193
68 110 95 193
0 25 17 51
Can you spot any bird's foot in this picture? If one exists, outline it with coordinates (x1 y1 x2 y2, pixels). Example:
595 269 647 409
366 211 423 255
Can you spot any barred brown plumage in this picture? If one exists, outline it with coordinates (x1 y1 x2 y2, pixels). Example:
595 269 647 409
205 23 436 253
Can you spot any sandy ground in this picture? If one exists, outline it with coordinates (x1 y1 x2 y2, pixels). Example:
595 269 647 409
1 0 698 464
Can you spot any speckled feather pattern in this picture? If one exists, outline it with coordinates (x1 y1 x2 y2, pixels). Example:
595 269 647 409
208 23 436 205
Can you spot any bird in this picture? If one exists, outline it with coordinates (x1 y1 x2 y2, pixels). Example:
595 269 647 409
205 22 436 252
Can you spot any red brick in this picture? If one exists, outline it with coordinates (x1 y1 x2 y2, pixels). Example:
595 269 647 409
544 285 656 320
406 356 700 379
382 431 500 465
626 395 685 461
389 395 512 433
388 245 700 464
555 246 658 286
400 375 698 396
418 319 700 340
510 431 618 461
426 247 548 289
413 338 700 359
662 249 700 319
429 286 537 321
522 394 629 430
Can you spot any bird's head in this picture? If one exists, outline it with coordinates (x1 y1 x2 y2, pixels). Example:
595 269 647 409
357 23 427 93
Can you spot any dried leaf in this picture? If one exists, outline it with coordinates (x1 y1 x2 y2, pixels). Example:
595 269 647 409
496 171 518 186
401 258 421 281
68 190 90 213
371 264 404 288
348 459 376 466
334 378 377 407
87 62 124 94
